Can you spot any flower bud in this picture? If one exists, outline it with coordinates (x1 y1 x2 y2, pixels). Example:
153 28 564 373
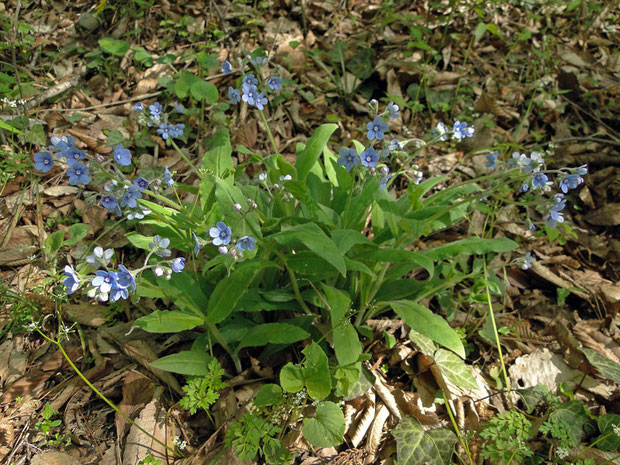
234 203 242 211
154 266 164 277
218 246 228 254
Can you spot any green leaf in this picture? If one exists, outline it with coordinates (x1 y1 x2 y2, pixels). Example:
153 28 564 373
44 230 65 256
302 401 345 448
254 384 284 407
595 414 620 451
393 416 457 465
150 351 215 375
581 348 620 383
303 342 332 400
236 323 309 350
207 260 274 324
99 37 130 57
409 329 436 356
390 301 465 358
133 310 204 333
420 237 518 261
63 223 88 246
280 363 304 392
473 22 487 43
133 47 154 66
355 248 434 276
323 285 361 366
296 123 338 181
175 71 200 99
191 79 218 104
547 400 587 446
271 223 346 276
343 176 380 229
331 229 372 254
202 128 233 178
433 349 479 390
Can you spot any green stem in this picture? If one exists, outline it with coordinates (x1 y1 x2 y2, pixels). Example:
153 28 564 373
170 139 202 179
442 390 474 465
37 330 178 456
205 320 241 373
483 261 510 393
268 245 312 315
574 431 619 461
259 109 280 156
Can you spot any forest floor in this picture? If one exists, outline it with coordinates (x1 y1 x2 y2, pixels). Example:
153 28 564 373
0 0 619 464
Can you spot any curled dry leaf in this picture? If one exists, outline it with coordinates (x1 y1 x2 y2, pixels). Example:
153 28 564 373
364 403 390 463
350 391 375 448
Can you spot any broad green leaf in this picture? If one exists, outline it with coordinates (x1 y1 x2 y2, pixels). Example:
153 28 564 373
516 384 550 413
191 79 218 104
473 22 487 43
547 400 587 446
433 349 479 390
207 260 274 323
296 123 338 181
393 416 457 465
420 237 518 261
322 284 361 366
271 223 346 276
390 301 465 358
303 342 332 400
236 323 309 350
343 176 380 229
0 119 23 133
133 310 204 333
99 37 129 56
63 223 89 246
355 249 434 276
133 47 154 66
254 384 284 407
175 71 200 99
302 401 345 448
286 251 340 278
333 363 362 398
581 348 620 382
202 128 233 178
280 362 304 392
150 350 214 375
331 229 372 254
44 230 65 256
214 178 262 239
595 414 620 450
409 329 437 356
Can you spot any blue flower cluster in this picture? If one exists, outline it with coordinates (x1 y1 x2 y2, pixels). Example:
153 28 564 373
63 237 186 300
34 136 91 185
434 121 475 142
192 220 257 261
134 101 185 141
224 54 283 111
337 101 420 190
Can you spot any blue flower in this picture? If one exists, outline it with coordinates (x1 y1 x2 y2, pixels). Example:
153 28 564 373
229 87 241 104
192 231 202 256
222 61 232 74
235 236 256 252
521 152 544 174
452 121 474 140
100 195 119 213
360 148 380 168
49 135 75 153
92 270 118 294
545 194 566 228
242 87 259 106
149 102 162 116
435 122 449 141
60 147 87 165
522 252 533 270
117 264 136 291
575 164 588 176
267 76 282 90
34 152 54 172
209 221 232 246
486 151 498 170
520 183 529 193
134 177 149 191
386 101 399 119
559 174 583 193
388 139 402 151
532 173 550 189
113 144 132 166
242 74 258 93
157 123 172 140
109 284 129 302
149 235 172 257
173 102 184 113
171 257 185 273
162 167 174 187
366 116 389 141
63 265 80 295
249 56 268 67
134 102 144 111
254 92 268 110
126 206 151 220
337 147 360 172
85 246 114 267
67 162 90 185
120 186 142 208
380 174 392 190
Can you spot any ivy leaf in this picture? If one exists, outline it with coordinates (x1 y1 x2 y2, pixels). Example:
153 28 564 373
581 348 620 383
302 401 345 448
548 400 588 446
433 349 479 390
595 414 620 451
393 416 457 465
